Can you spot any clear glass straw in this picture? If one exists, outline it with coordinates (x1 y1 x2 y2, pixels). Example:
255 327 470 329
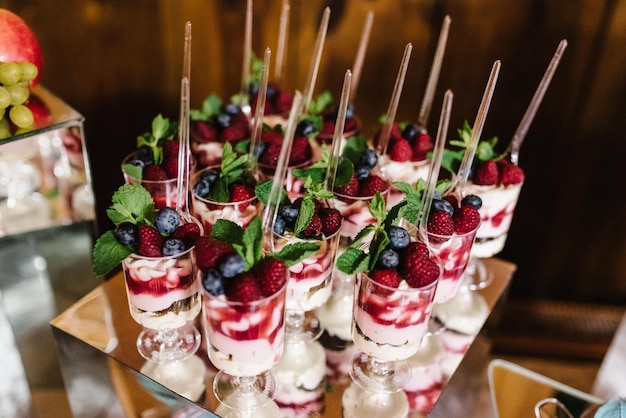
350 11 374 102
416 15 451 132
376 43 413 157
239 0 253 110
248 48 271 175
176 22 192 221
274 0 290 83
507 39 568 165
325 69 352 193
303 7 330 114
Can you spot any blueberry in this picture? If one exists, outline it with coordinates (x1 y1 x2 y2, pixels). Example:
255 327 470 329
266 84 278 101
163 238 186 256
359 149 378 169
202 269 225 296
219 254 245 278
155 207 180 234
200 168 219 184
345 103 355 120
296 120 316 137
255 141 267 158
248 83 260 97
224 103 241 116
402 123 419 143
355 164 371 181
433 191 442 201
377 248 400 269
432 199 454 216
135 145 154 165
193 179 211 198
114 222 138 246
215 113 231 129
273 217 286 235
279 205 299 223
461 194 483 210
387 226 410 251
128 159 145 171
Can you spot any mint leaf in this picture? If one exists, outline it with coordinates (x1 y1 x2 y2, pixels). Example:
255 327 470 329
240 217 263 269
308 91 333 115
122 163 143 181
369 192 387 223
92 231 132 276
255 179 289 206
106 184 155 225
350 224 376 248
295 197 315 235
273 242 321 267
341 134 369 163
210 219 244 244
191 94 222 121
336 247 369 274
136 114 177 165
368 229 390 271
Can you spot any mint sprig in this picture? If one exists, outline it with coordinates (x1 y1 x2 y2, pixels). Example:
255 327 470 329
207 142 250 203
135 114 178 166
294 177 334 237
392 178 454 225
93 184 156 277
441 120 501 174
210 217 319 268
190 94 222 122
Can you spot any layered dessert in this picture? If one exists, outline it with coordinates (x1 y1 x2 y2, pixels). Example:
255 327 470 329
121 114 180 209
191 143 260 234
404 334 445 416
122 248 200 330
189 94 251 169
272 335 327 417
425 193 481 303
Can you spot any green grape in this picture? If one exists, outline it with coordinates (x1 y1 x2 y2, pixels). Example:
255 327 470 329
9 104 34 128
0 62 23 85
0 117 10 139
5 84 29 106
0 86 10 109
20 62 38 82
0 107 4 120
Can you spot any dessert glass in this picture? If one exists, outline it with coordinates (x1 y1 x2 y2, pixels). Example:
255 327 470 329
121 245 201 363
202 276 287 415
121 151 178 210
190 166 260 234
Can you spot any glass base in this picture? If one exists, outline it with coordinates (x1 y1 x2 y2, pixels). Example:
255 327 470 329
285 309 323 342
213 371 277 412
140 354 206 401
463 257 494 291
136 323 201 363
342 381 409 417
349 352 410 394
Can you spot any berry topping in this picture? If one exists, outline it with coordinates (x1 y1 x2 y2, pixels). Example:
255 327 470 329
389 138 413 162
230 183 256 210
226 273 263 302
402 123 419 143
162 156 178 179
319 207 342 236
155 207 180 234
405 256 440 288
498 159 525 185
192 120 218 143
162 139 180 158
360 149 378 169
137 225 164 257
432 199 455 217
387 226 410 251
405 241 431 259
301 212 322 238
114 222 138 246
427 211 455 240
257 257 288 297
143 164 168 181
290 136 313 165
195 236 234 271
453 205 481 234
334 173 360 198
162 238 186 257
377 248 400 269
170 222 201 247
219 253 246 278
359 174 389 197
461 194 483 210
370 269 402 290
412 132 433 160
473 160 499 185
202 269 225 297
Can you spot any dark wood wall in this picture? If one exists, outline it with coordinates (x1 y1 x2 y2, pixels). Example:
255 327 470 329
3 0 625 305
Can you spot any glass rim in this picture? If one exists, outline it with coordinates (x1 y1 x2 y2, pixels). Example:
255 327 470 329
203 278 288 307
425 220 482 240
120 151 178 184
359 266 441 292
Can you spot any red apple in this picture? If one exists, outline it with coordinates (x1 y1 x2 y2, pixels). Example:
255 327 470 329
0 8 43 86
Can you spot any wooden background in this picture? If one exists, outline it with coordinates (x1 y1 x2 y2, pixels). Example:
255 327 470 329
3 0 625 307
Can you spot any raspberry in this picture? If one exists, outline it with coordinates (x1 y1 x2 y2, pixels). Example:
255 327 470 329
427 211 455 241
171 222 201 247
220 124 248 143
412 132 433 161
405 256 440 288
443 194 460 212
192 120 218 143
404 241 431 259
498 160 525 185
301 212 322 238
257 257 288 297
319 207 342 236
195 236 234 271
374 122 402 146
369 269 401 292
143 164 168 181
136 225 164 257
262 130 284 145
259 142 282 167
359 174 389 197
334 173 360 198
389 138 413 162
273 90 293 114
161 156 178 179
473 160 499 185
290 136 312 165
230 184 256 211
162 140 179 159
226 273 263 302
453 205 481 234
320 120 335 136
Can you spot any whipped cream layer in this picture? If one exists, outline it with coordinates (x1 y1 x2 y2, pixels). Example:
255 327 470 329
190 140 225 169
192 196 259 232
381 157 431 208
464 182 523 258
